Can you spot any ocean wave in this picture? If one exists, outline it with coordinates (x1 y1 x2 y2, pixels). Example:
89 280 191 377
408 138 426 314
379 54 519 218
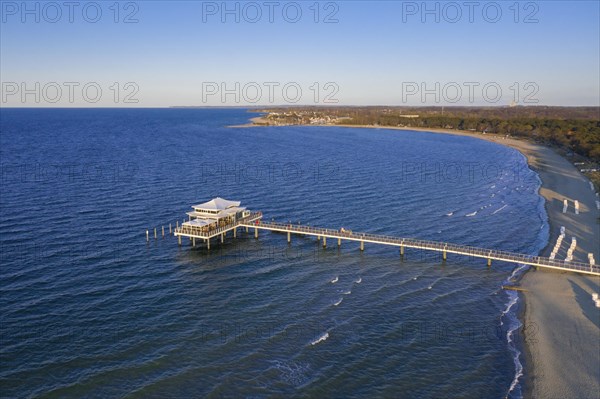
310 332 329 346
503 264 529 399
333 298 343 306
466 211 478 217
272 360 310 386
331 277 338 284
354 277 362 284
492 204 508 215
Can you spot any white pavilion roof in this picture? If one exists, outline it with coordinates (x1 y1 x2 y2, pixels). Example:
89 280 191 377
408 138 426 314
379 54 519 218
192 197 241 211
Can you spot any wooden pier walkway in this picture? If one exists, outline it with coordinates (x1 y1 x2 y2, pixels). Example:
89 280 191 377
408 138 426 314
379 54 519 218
172 213 599 277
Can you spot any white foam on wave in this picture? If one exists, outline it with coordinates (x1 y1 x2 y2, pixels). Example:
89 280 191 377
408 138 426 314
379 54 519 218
445 212 454 216
343 290 351 295
331 277 338 284
272 360 310 386
355 277 362 284
505 290 523 397
333 298 343 306
492 204 508 215
502 263 528 398
466 211 478 217
310 332 329 346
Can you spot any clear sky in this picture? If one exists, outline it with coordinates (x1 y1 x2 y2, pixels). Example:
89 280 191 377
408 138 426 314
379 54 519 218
1 0 599 106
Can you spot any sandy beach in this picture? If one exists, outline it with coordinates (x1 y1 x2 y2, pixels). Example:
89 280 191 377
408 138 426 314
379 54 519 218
247 121 600 398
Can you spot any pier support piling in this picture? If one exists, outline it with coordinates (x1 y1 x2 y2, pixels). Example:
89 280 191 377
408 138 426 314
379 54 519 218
154 228 157 239
178 235 181 245
246 226 249 233
169 223 172 234
287 232 291 243
323 237 327 248
487 258 492 267
254 228 258 239
443 250 447 261
192 237 196 247
146 230 149 242
162 226 165 238
400 245 404 256
360 241 364 251
338 238 341 247
233 228 237 238
207 238 210 250
221 233 224 243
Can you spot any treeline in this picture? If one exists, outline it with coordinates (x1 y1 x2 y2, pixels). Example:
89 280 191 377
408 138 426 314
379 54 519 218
341 115 600 161
258 106 600 161
260 106 600 120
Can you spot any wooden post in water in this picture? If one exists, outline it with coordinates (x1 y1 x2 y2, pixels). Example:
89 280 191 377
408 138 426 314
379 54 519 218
245 226 249 233
178 235 181 245
207 238 211 250
233 228 237 238
254 228 258 239
323 236 327 248
287 232 291 243
360 241 364 251
487 258 492 267
400 245 404 256
169 223 172 234
443 245 447 261
221 233 224 243
154 228 157 239
338 238 341 247
162 226 165 238
146 230 149 242
192 237 196 247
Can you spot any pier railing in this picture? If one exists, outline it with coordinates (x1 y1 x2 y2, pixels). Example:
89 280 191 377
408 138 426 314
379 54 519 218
239 221 599 276
170 215 598 276
174 212 263 238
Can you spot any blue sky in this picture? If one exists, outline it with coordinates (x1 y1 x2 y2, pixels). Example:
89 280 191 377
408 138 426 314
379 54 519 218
1 0 599 106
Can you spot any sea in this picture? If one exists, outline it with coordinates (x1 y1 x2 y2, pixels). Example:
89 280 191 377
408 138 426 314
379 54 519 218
0 108 549 398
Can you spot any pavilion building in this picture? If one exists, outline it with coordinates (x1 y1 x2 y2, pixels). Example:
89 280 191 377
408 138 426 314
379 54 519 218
182 197 249 233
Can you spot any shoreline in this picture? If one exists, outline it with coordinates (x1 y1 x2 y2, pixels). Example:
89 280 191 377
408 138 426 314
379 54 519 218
240 121 600 398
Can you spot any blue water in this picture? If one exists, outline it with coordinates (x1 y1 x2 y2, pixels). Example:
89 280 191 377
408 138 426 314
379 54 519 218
0 108 548 398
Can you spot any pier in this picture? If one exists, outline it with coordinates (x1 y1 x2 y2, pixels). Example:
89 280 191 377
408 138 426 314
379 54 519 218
167 198 600 277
